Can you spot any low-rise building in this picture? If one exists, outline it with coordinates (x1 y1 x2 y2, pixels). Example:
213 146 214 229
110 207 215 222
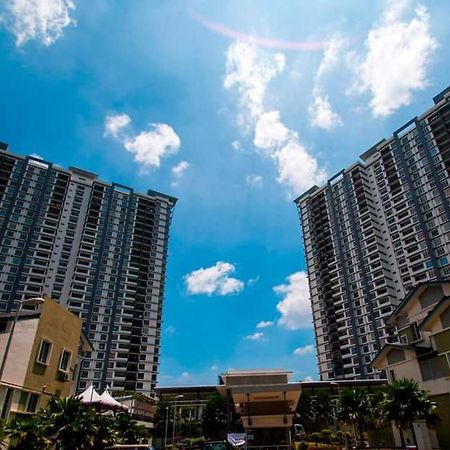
372 280 450 449
0 298 91 419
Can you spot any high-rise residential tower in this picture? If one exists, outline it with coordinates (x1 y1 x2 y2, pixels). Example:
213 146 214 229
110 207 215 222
0 146 176 394
295 87 450 381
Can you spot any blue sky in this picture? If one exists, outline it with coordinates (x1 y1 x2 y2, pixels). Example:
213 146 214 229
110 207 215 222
0 0 450 385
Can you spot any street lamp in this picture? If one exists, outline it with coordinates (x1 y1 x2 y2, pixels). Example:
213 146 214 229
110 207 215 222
164 406 169 448
172 394 184 446
0 297 45 381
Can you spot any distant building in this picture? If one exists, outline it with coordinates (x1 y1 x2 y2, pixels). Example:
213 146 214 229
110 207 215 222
0 298 91 419
156 369 386 447
0 147 177 394
295 86 450 380
372 280 450 450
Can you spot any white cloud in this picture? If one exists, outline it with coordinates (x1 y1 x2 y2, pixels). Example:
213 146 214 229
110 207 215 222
172 161 190 177
1 0 75 47
246 174 263 188
181 371 190 379
224 41 285 130
256 321 273 329
184 261 244 296
254 110 327 196
316 37 346 80
124 123 180 170
165 325 176 336
253 110 290 152
275 271 313 330
231 140 242 151
309 89 342 130
104 114 181 172
245 332 264 341
303 375 314 382
210 364 219 372
248 275 260 286
171 161 190 187
224 40 327 197
308 37 344 130
293 344 315 356
104 114 131 139
352 0 437 117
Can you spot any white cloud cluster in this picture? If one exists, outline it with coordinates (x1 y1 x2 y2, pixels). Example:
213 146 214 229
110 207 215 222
245 332 264 341
1 0 75 47
184 261 244 296
256 320 273 329
224 41 285 130
254 111 327 196
231 140 242 151
309 37 344 130
309 88 343 130
225 41 326 197
352 0 437 117
246 174 263 188
124 124 180 169
104 114 181 172
104 114 131 139
275 271 313 330
171 161 190 187
293 344 314 356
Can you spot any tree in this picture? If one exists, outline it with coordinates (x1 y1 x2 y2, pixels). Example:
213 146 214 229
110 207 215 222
43 396 97 449
5 415 50 450
113 413 146 444
312 391 335 429
379 379 438 447
92 414 118 450
202 395 227 440
338 389 371 446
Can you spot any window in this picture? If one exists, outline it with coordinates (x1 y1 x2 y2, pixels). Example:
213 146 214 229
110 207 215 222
59 350 72 373
36 339 52 365
26 394 39 413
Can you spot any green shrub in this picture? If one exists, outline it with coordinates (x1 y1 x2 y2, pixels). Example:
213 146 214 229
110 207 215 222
310 432 320 444
320 429 332 443
299 441 308 450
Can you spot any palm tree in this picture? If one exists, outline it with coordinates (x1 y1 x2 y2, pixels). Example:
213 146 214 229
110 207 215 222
5 415 50 450
92 414 119 449
379 379 437 447
113 413 145 445
338 389 371 447
43 396 98 449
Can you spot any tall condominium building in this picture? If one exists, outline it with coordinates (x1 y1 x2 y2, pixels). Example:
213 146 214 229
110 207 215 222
0 146 176 394
295 86 450 381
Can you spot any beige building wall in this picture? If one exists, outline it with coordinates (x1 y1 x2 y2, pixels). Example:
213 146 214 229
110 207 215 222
23 299 82 399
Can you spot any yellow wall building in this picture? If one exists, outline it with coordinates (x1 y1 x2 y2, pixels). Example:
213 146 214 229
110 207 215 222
0 298 91 419
372 281 450 450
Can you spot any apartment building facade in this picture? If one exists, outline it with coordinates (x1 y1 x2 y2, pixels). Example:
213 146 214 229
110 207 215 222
0 146 176 394
295 86 450 380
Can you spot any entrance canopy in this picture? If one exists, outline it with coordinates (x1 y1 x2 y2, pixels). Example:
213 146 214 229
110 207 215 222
218 370 302 429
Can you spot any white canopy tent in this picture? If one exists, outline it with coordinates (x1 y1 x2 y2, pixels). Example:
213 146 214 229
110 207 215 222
78 385 102 405
99 388 129 411
77 385 128 412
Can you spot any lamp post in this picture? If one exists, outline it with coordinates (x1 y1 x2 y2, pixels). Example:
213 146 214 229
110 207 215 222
172 394 184 446
331 381 348 450
0 297 45 381
164 406 169 448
